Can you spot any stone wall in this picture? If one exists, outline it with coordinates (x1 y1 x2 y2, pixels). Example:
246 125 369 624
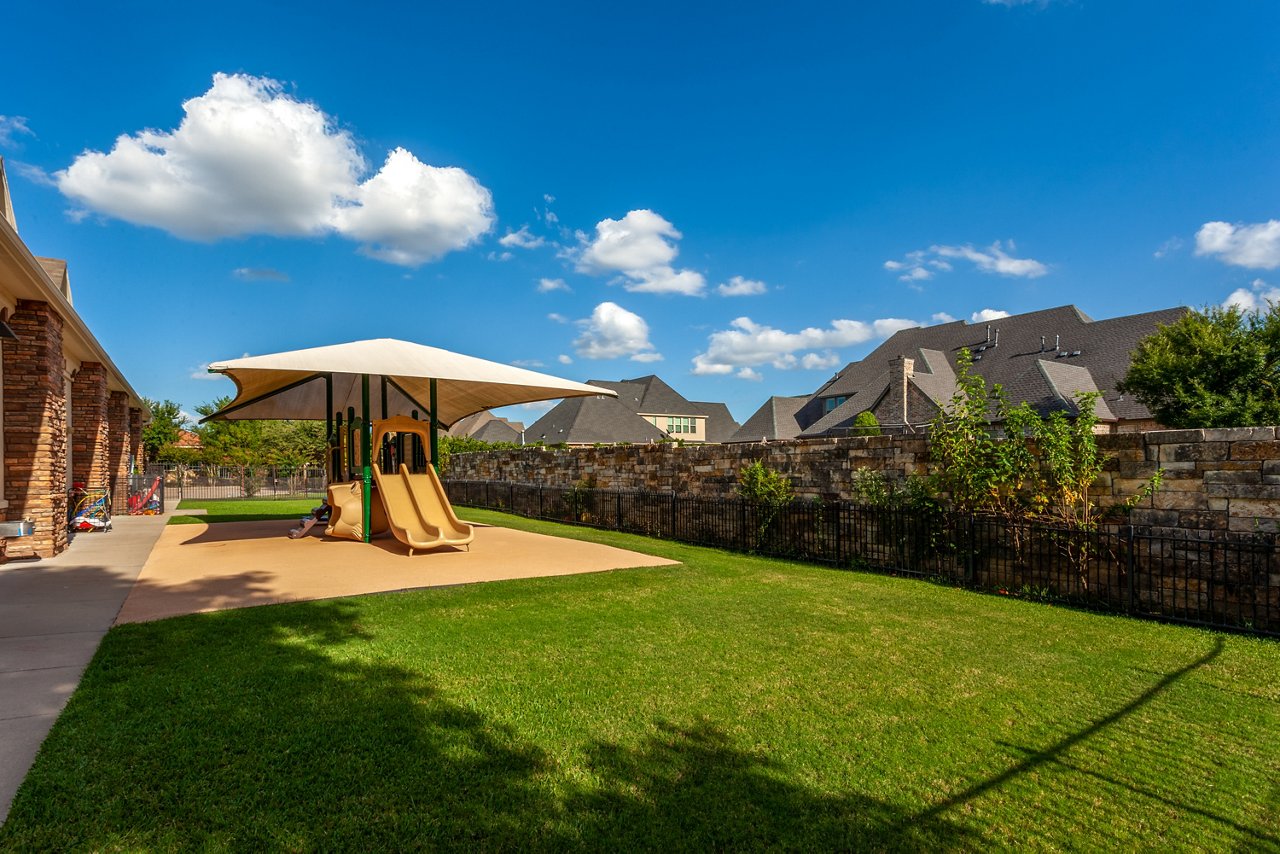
446 426 1280 535
3 299 69 556
107 390 131 494
71 361 110 491
1104 427 1280 534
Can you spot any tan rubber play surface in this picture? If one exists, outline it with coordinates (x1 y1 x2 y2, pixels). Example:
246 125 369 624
116 520 679 624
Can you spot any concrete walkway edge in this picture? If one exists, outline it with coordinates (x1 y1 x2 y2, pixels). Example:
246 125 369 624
0 507 171 824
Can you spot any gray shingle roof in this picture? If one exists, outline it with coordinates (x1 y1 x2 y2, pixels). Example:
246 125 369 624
471 420 524 443
727 396 808 442
791 304 1187 435
525 396 668 445
691 401 742 443
589 375 699 416
448 410 524 439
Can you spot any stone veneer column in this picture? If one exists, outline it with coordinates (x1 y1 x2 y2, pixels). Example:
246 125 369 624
71 361 110 491
129 408 144 473
2 299 69 557
107 390 130 511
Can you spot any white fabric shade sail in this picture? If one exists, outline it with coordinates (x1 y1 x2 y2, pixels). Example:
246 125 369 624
202 338 614 426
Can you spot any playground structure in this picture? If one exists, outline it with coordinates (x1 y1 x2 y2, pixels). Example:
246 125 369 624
201 338 614 554
324 416 473 552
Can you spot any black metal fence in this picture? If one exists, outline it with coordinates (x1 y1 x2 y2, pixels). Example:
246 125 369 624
156 464 328 502
443 479 1280 639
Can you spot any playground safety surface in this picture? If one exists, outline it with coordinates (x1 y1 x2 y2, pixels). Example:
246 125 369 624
116 520 679 624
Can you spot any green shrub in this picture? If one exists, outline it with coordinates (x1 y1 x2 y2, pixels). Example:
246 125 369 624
736 460 794 506
851 411 881 437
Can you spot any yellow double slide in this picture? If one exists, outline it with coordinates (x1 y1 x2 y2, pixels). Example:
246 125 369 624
370 464 475 555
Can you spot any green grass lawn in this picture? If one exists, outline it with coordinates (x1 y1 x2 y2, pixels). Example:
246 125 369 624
3 508 1278 851
169 497 322 525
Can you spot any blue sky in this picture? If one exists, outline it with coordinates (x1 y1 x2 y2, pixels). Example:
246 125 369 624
2 1 1278 426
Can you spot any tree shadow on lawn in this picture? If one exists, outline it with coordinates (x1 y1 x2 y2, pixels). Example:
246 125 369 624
2 599 976 851
567 719 975 851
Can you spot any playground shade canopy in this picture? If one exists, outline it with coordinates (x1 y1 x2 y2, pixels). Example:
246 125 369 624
201 338 614 427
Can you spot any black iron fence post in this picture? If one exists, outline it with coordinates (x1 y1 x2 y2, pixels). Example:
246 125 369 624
1126 524 1136 616
670 492 677 539
964 513 975 583
834 502 843 566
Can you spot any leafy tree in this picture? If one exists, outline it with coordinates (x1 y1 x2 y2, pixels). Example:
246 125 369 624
261 420 327 470
192 398 329 470
195 396 265 466
141 398 185 462
156 445 202 466
1118 304 1280 428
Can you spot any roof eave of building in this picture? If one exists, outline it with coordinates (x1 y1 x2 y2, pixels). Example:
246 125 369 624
0 216 148 414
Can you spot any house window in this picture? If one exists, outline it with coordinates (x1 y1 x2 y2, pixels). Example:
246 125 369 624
666 416 695 434
823 396 848 414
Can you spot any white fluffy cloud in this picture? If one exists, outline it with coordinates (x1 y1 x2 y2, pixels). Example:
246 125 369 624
500 225 545 249
1196 220 1280 270
538 277 570 293
885 241 1047 282
692 316 914 376
800 352 840 371
1223 279 1280 312
56 73 494 266
717 275 767 297
574 301 662 361
575 209 706 296
557 354 573 364
970 308 1010 323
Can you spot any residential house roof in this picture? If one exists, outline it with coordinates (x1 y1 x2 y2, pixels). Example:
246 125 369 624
470 419 523 443
692 401 742 443
448 410 524 441
588 375 699 416
525 375 740 445
727 396 809 443
745 305 1186 439
524 396 668 445
176 429 202 449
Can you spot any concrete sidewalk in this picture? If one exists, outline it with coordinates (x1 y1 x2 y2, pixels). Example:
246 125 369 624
0 510 170 824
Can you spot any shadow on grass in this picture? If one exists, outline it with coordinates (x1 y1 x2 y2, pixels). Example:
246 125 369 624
568 719 975 850
1 599 976 851
891 637 1279 848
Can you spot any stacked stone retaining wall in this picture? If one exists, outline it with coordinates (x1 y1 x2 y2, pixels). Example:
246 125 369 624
446 426 1280 535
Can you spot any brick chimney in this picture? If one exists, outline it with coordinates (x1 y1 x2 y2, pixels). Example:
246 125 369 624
891 356 914 426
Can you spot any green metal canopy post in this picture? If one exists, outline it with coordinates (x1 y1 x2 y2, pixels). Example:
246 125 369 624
325 373 334 483
429 379 439 472
361 374 372 543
